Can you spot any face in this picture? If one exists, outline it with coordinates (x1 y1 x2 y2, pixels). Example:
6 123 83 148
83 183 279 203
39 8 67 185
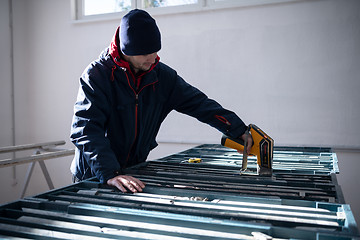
124 52 157 73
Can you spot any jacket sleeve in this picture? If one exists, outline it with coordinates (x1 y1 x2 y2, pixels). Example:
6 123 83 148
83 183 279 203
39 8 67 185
170 74 247 139
70 64 120 183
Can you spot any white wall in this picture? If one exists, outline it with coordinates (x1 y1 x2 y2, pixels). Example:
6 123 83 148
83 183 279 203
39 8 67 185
0 0 12 148
156 0 360 147
0 0 359 227
0 0 18 202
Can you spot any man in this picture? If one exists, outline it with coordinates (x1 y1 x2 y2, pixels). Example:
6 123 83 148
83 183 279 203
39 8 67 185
70 9 252 193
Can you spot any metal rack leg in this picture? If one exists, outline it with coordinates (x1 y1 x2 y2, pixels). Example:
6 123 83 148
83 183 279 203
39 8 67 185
38 160 54 189
20 162 35 198
20 148 55 198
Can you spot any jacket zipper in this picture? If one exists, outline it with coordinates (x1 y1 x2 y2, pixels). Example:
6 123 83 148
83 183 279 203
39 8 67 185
134 93 139 138
124 71 138 165
124 71 158 165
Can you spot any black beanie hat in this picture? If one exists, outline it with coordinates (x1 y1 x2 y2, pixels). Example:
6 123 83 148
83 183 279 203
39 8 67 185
120 9 161 56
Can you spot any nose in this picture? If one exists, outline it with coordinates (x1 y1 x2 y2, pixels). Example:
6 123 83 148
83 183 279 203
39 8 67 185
146 52 157 62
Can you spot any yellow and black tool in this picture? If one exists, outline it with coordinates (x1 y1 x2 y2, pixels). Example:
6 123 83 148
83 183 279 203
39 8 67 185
188 158 202 163
221 124 274 176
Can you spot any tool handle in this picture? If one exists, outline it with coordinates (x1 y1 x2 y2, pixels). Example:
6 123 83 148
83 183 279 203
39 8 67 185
221 135 245 152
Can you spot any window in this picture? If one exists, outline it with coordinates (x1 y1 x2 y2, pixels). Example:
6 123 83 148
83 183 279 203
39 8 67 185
144 0 198 8
142 0 202 15
73 0 300 21
83 0 132 16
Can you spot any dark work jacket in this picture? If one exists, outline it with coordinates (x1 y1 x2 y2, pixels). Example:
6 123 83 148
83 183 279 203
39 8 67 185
70 27 247 183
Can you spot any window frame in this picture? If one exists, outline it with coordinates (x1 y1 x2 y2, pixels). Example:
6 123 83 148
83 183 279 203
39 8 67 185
72 0 302 22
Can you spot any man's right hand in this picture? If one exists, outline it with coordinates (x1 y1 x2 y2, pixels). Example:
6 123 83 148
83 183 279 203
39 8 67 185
107 175 145 193
241 131 253 154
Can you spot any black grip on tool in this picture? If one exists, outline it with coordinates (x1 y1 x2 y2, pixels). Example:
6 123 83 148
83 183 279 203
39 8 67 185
221 134 245 147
